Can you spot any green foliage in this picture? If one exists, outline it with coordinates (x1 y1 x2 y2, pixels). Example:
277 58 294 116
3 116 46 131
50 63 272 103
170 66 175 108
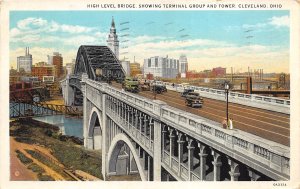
14 137 36 144
15 150 33 165
27 163 45 173
52 145 102 179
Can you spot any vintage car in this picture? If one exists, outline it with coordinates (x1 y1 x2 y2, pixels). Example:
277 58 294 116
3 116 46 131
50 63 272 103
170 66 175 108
185 92 203 108
123 77 139 93
151 84 167 94
181 89 194 97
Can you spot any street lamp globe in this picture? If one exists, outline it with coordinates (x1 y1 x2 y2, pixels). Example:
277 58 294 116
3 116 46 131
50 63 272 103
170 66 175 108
225 83 229 90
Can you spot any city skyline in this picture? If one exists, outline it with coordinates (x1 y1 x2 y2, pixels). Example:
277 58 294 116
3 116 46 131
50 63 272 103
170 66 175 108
10 11 290 73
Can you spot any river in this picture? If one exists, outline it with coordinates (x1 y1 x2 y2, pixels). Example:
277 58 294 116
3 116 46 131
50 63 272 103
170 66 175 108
33 115 83 139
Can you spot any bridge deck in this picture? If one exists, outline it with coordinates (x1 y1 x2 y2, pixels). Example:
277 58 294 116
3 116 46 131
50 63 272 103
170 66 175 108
112 82 290 146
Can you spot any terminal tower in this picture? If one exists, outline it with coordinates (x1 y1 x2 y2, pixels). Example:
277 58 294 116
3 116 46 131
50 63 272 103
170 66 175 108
107 17 119 59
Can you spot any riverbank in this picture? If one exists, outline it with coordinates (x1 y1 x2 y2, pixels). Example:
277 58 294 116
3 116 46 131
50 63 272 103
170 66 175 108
10 118 103 181
10 118 141 181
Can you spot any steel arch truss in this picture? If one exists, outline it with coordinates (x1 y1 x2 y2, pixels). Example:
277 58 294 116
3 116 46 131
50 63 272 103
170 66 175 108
74 45 125 82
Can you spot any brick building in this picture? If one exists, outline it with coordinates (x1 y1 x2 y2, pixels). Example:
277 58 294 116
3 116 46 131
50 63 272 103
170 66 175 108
31 65 56 80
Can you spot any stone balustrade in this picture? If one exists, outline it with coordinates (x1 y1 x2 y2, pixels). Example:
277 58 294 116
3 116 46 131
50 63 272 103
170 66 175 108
163 82 289 114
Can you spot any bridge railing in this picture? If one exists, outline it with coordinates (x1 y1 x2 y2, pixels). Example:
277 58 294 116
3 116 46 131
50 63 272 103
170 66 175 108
162 82 290 114
84 78 290 180
159 105 289 177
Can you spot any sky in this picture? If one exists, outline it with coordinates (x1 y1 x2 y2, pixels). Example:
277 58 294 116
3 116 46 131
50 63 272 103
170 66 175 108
9 10 290 73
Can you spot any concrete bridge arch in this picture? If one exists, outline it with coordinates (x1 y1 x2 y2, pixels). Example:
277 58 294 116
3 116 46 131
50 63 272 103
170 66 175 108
107 133 147 181
87 107 103 150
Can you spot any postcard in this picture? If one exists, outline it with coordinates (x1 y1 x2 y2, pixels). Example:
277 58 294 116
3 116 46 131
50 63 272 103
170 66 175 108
1 0 299 189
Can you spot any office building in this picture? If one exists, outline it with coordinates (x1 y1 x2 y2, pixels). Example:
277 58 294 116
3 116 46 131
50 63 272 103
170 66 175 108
179 55 188 78
130 63 142 77
143 56 179 79
31 65 56 80
48 52 63 77
17 47 32 73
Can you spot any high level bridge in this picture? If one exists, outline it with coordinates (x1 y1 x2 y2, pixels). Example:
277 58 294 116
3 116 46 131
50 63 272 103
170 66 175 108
61 45 289 181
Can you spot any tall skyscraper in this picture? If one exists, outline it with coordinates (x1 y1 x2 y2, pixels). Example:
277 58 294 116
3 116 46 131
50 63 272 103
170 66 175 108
107 17 119 59
51 52 63 78
179 55 188 78
17 47 32 73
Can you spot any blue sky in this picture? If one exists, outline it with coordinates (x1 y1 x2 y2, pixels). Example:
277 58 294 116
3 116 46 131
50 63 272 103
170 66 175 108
10 10 290 73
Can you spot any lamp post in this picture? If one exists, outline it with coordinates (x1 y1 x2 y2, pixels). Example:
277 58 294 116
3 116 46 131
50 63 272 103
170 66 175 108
225 83 229 124
153 80 156 100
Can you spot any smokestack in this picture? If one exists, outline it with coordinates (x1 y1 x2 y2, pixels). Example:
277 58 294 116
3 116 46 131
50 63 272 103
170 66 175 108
262 69 263 80
260 69 262 81
134 56 135 63
231 67 233 81
248 66 250 77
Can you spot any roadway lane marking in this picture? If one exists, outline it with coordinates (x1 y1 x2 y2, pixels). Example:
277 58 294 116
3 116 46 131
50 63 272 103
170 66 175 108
164 91 290 121
140 91 290 139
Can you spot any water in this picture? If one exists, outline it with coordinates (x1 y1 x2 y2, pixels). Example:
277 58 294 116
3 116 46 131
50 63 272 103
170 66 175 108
33 115 83 139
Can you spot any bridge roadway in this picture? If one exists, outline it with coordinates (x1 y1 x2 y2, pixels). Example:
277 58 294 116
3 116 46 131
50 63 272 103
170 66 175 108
112 82 289 147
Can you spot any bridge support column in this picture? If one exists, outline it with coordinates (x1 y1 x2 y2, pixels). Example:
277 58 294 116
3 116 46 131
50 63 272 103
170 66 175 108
177 133 184 177
139 113 143 138
86 137 93 150
212 149 222 181
187 139 195 181
248 169 261 181
162 129 167 160
153 120 161 181
101 93 108 180
169 130 175 168
228 158 240 181
198 143 207 181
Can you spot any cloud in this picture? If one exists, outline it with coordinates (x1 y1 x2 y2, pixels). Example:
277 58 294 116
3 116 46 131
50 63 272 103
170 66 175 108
242 15 289 30
17 17 47 30
269 15 290 28
10 17 98 41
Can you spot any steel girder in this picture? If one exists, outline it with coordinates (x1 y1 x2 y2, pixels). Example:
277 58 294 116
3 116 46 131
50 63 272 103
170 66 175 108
73 45 126 81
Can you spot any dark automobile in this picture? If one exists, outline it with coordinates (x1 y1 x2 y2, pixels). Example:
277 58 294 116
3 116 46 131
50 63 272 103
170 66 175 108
151 84 167 94
181 89 194 97
185 92 204 108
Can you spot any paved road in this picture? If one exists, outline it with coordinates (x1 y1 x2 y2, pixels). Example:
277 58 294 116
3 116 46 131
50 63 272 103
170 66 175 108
112 83 290 146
